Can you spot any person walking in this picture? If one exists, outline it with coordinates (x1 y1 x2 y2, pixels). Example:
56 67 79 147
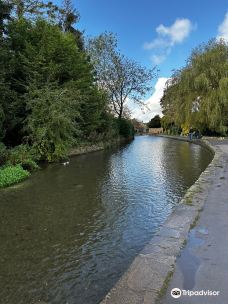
189 127 193 140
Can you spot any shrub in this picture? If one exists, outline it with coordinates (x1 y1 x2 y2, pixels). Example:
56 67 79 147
0 142 9 166
117 118 135 138
9 145 34 165
20 159 39 171
26 85 80 162
0 165 30 188
8 144 39 170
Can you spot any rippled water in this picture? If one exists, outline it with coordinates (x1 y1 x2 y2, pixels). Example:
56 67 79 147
0 136 213 304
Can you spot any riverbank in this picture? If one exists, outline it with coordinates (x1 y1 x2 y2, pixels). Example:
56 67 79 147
69 136 132 157
100 136 225 304
161 139 228 304
0 137 133 189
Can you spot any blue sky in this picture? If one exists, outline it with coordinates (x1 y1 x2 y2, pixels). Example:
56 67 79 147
74 0 228 121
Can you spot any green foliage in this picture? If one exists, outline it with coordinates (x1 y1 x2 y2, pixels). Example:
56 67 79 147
0 142 9 166
0 2 135 168
0 0 12 38
10 0 60 20
20 159 39 171
59 0 83 49
117 118 134 138
0 16 111 160
6 144 39 171
148 115 161 128
0 142 39 174
26 85 81 161
0 165 30 188
161 40 228 135
9 144 33 164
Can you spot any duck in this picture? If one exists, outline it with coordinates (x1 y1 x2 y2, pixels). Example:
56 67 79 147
62 161 70 166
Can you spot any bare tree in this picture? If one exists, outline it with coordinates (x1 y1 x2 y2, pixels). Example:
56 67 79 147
87 32 156 118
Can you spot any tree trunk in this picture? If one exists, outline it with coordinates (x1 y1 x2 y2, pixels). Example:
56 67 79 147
118 100 123 119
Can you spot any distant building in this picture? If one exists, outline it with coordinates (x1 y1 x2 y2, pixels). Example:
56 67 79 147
131 119 148 134
149 127 163 135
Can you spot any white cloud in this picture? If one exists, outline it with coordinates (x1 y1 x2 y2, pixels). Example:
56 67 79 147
144 38 170 50
156 19 194 45
150 54 167 65
150 48 171 65
144 18 195 64
217 12 228 41
129 77 169 122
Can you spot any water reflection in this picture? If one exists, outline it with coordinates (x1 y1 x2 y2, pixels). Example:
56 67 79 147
0 136 212 304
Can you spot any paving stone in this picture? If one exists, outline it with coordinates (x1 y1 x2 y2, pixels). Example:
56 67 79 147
101 287 143 304
126 257 170 292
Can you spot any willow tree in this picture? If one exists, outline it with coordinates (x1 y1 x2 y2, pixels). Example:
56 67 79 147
161 39 228 134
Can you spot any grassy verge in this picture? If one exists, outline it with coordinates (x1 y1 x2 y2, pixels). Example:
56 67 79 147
0 165 30 188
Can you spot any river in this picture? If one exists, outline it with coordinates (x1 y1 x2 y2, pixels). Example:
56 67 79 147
0 136 213 304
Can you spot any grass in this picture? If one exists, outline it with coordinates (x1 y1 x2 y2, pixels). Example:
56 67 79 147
182 239 187 247
184 194 193 205
156 269 174 301
0 165 30 188
184 183 204 206
189 213 200 230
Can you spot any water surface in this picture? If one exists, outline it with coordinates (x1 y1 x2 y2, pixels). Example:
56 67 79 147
0 136 212 304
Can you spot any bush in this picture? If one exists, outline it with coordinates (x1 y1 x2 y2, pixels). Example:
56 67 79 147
0 165 30 188
26 85 80 162
0 142 9 166
8 144 39 170
117 118 135 138
20 159 39 171
9 145 34 165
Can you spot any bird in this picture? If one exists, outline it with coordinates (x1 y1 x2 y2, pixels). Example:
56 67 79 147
62 161 70 166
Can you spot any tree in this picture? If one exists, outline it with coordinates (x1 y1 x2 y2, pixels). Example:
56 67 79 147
87 32 155 119
25 84 81 161
59 0 83 50
0 0 12 38
1 17 110 152
61 0 79 31
148 114 161 128
160 39 228 135
0 3 137 163
10 0 59 19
